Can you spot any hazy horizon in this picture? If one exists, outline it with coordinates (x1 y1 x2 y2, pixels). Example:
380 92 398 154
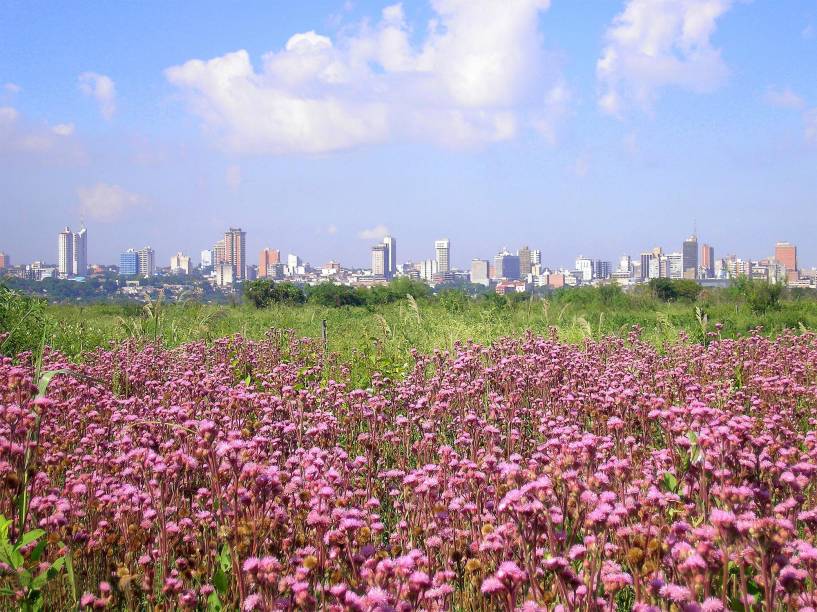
2 0 816 269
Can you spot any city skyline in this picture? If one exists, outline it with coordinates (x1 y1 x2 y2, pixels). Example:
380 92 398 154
2 1 816 267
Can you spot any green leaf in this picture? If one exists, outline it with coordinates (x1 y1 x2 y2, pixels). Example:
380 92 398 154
15 529 45 550
36 369 70 399
18 567 31 588
213 566 228 595
218 543 231 572
29 539 47 563
207 590 223 611
662 472 678 493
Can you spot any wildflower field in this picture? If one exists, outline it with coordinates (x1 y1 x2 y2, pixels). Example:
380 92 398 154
2 324 817 611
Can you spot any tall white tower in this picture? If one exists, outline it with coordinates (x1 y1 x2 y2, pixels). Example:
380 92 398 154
73 225 87 276
434 239 450 273
58 227 74 278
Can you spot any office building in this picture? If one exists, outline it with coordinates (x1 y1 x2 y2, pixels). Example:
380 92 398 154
0 252 10 269
470 259 490 286
495 251 521 280
435 239 450 273
639 253 652 281
224 228 246 280
287 253 301 271
138 247 155 277
259 248 281 278
618 255 632 274
170 252 192 275
682 235 698 279
371 244 388 277
215 262 234 287
58 227 74 278
73 225 87 277
213 239 226 266
701 244 715 278
200 250 213 268
383 235 397 278
419 259 438 282
531 249 542 267
667 252 683 279
575 257 593 282
775 242 797 272
593 260 611 280
119 249 139 276
518 246 532 276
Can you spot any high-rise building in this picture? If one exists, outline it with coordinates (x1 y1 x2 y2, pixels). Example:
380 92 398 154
170 252 192 274
419 259 438 282
224 228 246 280
618 255 632 274
119 249 139 276
518 246 532 276
200 250 213 268
73 225 87 277
0 252 10 269
682 235 698 279
371 244 388 277
287 254 301 271
383 236 397 278
215 262 234 287
213 239 226 265
259 248 281 278
58 227 74 278
531 249 542 267
775 242 797 272
495 251 521 280
138 247 155 277
639 252 652 281
701 244 715 279
575 257 593 282
668 252 684 279
435 239 450 273
593 260 611 279
470 259 490 286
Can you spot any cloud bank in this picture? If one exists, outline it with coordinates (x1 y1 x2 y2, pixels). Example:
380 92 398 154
165 0 564 154
79 72 117 120
78 182 144 222
597 0 735 116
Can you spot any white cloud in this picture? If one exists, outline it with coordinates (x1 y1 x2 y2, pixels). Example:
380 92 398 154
3 83 21 95
225 164 242 189
0 106 81 157
78 72 117 120
806 109 817 145
597 0 734 116
165 0 563 154
358 224 390 240
52 123 75 136
763 87 805 110
77 183 144 222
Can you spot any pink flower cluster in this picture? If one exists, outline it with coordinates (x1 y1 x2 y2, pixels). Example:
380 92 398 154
2 328 817 610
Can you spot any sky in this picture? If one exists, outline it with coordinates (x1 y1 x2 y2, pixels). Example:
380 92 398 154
1 0 816 270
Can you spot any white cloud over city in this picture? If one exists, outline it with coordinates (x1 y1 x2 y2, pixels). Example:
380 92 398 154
165 0 562 154
597 0 735 116
77 182 144 222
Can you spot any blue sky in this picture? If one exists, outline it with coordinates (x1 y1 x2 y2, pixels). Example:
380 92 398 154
1 0 816 270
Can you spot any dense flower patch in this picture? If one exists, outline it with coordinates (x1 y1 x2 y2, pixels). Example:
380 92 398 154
2 328 817 610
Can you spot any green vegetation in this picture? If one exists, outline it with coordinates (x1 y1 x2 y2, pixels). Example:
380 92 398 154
2 278 817 382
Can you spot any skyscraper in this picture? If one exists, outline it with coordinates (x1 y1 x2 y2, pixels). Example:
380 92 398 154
435 239 450 273
575 257 592 282
371 244 388 277
170 253 192 274
668 252 684 279
470 259 490 286
383 235 396 278
531 249 542 267
518 246 532 276
701 244 715 278
495 251 521 280
775 242 797 272
682 235 698 279
138 247 155 277
213 239 226 265
200 250 213 268
58 227 73 278
259 248 281 278
73 225 87 277
119 249 139 276
224 228 246 280
0 252 9 269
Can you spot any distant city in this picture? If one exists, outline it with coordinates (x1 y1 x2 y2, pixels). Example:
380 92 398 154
0 225 812 301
